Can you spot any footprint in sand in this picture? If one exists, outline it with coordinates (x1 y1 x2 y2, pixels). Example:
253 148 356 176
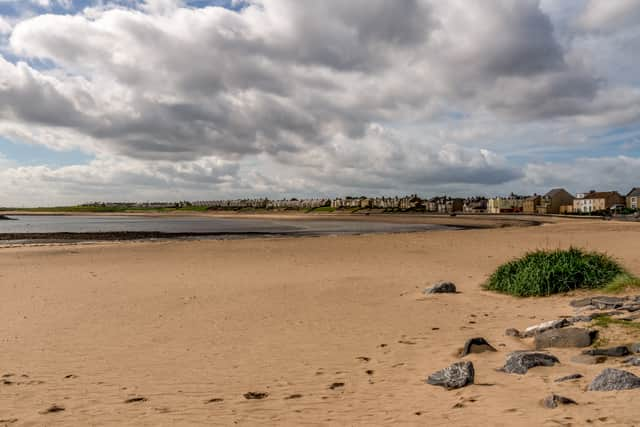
244 392 269 400
284 394 303 400
124 397 148 404
40 405 65 414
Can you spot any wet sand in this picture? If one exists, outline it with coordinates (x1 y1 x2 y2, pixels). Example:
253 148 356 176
1 218 640 425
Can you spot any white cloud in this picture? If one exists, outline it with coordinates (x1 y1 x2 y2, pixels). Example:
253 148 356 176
576 0 640 33
0 1 639 204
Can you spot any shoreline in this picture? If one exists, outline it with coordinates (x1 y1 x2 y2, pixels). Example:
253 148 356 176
0 214 548 244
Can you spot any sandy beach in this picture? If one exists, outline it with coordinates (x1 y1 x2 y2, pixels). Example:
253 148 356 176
1 218 640 426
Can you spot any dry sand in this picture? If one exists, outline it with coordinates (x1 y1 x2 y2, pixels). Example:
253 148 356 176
1 218 640 426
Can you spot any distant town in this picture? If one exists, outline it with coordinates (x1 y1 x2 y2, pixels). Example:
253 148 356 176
74 187 640 216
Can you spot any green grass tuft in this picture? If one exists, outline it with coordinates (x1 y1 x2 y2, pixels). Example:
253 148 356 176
603 273 640 293
485 247 635 297
592 315 640 331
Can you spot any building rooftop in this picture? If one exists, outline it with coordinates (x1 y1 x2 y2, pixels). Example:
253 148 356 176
583 191 621 199
627 188 640 197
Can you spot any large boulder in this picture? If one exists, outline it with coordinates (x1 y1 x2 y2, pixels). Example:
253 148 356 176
424 281 457 294
588 368 640 391
427 361 474 389
534 328 596 349
499 351 559 374
522 319 570 338
460 337 497 357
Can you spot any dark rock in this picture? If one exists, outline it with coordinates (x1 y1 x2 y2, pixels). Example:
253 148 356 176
425 281 457 294
571 354 607 365
522 319 570 338
570 296 628 309
621 304 640 313
555 373 583 382
570 298 595 308
244 392 269 399
542 394 578 409
534 328 596 349
505 328 521 338
583 346 630 357
624 356 640 366
588 368 640 391
205 398 224 403
460 337 497 357
591 296 627 310
427 361 474 389
499 351 559 374
328 382 344 390
568 315 596 324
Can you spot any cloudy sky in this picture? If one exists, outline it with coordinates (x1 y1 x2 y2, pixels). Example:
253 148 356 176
0 0 639 206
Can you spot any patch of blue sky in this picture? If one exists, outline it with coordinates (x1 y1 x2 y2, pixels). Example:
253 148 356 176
186 0 246 9
0 0 245 18
0 137 93 167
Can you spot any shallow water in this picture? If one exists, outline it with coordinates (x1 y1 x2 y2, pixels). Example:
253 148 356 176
0 215 450 237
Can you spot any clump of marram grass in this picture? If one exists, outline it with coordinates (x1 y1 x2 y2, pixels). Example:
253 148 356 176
485 247 635 297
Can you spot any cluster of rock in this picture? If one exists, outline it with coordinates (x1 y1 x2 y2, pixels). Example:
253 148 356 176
424 285 640 407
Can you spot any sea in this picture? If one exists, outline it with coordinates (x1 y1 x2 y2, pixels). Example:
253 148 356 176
0 215 451 240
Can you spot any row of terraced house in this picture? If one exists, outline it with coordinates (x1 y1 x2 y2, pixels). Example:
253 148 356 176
188 187 639 214
487 188 640 214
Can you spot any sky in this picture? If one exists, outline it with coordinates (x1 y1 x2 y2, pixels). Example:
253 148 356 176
0 0 639 206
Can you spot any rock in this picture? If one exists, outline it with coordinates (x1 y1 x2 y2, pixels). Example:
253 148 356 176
427 361 474 389
534 328 596 349
588 368 640 391
460 337 497 357
568 315 596 324
583 346 630 357
592 296 627 310
425 281 457 294
499 351 559 374
570 297 594 308
542 394 578 409
624 356 640 366
570 296 628 309
522 319 570 338
621 304 640 313
571 354 607 364
505 328 521 338
629 343 640 353
555 373 583 382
